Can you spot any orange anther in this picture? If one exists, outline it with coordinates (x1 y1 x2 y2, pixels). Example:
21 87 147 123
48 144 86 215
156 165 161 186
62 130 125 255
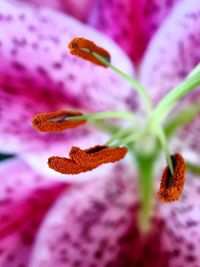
68 37 110 67
32 110 86 132
157 153 186 202
48 145 127 175
69 145 127 167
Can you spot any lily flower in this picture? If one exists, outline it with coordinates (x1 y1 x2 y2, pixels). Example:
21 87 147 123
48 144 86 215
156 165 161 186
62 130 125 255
1 1 200 267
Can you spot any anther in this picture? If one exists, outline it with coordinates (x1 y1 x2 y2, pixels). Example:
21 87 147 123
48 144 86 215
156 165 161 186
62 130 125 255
68 37 111 67
48 145 127 175
32 110 86 132
69 145 127 167
157 153 186 202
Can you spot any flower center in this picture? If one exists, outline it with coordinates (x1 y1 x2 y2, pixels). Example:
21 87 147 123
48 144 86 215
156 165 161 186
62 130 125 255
32 37 200 233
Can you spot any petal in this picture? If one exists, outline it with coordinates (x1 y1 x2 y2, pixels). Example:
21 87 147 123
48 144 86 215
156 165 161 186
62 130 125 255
30 164 200 267
0 0 137 155
0 0 135 113
16 0 93 22
0 158 65 266
90 0 181 63
157 173 200 267
60 0 94 22
0 87 78 154
0 1 135 156
29 163 168 267
140 0 200 157
141 0 200 103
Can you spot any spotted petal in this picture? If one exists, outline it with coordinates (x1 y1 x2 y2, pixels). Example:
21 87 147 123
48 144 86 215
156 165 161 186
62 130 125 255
90 0 181 63
140 0 200 158
28 162 200 267
29 163 167 267
0 0 136 157
157 173 200 267
0 0 135 113
29 164 140 267
0 158 65 266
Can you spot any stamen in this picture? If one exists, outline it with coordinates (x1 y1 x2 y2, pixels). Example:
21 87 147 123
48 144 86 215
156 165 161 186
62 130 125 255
69 145 127 167
68 37 110 67
157 153 186 202
32 110 86 132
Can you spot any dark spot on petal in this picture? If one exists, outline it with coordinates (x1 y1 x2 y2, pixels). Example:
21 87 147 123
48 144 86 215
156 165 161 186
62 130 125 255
6 253 15 261
32 43 38 49
94 249 103 259
21 231 34 245
28 25 36 31
19 14 26 21
185 255 196 262
73 260 82 267
36 66 48 77
52 62 62 69
172 249 180 257
68 74 75 81
12 61 26 72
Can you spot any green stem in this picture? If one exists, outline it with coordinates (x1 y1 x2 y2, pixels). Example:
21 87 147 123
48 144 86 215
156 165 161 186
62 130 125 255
92 52 152 113
156 127 174 175
136 155 155 233
66 111 137 121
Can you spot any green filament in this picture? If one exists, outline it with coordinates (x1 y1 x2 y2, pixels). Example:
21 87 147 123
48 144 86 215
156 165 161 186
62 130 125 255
157 127 174 175
92 52 152 113
151 69 200 126
105 127 134 146
66 111 137 121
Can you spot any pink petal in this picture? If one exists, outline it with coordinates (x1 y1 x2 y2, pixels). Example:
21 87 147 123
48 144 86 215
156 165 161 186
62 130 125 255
0 87 76 154
140 0 200 157
29 163 167 267
157 173 200 267
0 84 108 156
16 0 93 22
90 0 181 63
0 158 65 266
0 0 135 113
30 162 200 267
30 163 138 267
0 0 136 156
141 0 200 103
